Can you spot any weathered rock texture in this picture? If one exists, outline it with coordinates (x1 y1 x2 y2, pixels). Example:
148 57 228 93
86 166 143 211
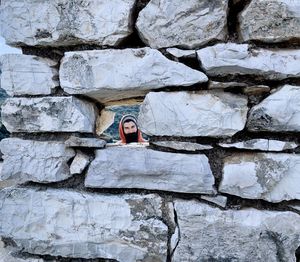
65 136 106 148
0 188 170 261
197 43 300 80
0 54 58 96
219 153 300 202
247 85 300 132
70 150 90 175
0 138 75 184
0 0 136 47
139 91 248 137
219 139 298 151
85 146 215 194
173 200 300 262
136 0 228 49
239 0 300 43
152 141 213 151
1 97 97 133
59 48 207 103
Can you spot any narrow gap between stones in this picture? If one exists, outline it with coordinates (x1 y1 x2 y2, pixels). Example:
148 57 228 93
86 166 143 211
168 203 180 261
296 246 300 262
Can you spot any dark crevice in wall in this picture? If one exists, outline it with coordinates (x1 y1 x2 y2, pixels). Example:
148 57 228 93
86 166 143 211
11 132 100 141
246 39 300 49
296 246 300 262
227 0 251 41
168 203 180 261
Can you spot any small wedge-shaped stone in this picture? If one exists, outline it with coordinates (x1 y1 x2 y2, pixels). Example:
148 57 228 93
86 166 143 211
138 91 248 137
219 139 298 151
70 150 90 175
239 0 300 43
173 200 300 262
197 43 300 80
136 0 228 49
0 0 136 47
0 138 75 184
219 153 300 202
247 85 300 132
0 188 169 261
0 54 58 96
1 97 97 133
85 146 215 194
60 48 207 103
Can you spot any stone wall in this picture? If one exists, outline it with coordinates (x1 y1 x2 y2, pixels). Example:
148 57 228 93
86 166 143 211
0 0 300 261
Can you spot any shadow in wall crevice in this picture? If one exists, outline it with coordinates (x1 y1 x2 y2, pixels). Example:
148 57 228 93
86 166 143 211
296 246 300 262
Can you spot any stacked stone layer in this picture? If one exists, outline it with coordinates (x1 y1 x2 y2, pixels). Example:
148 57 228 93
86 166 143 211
0 0 300 261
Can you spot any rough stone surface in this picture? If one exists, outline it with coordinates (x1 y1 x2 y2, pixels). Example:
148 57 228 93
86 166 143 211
70 150 90 175
65 136 106 148
59 48 208 103
239 0 300 43
96 109 115 135
242 85 271 95
1 97 97 133
208 81 248 90
173 200 300 262
219 153 300 202
136 0 228 49
152 141 213 151
247 85 300 132
85 146 215 194
200 195 227 208
0 188 170 261
0 0 136 47
0 138 75 184
138 91 248 137
0 54 58 96
197 43 300 80
219 139 298 151
166 48 196 58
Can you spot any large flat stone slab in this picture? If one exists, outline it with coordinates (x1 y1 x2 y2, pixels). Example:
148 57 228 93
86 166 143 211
0 0 136 47
247 85 300 132
197 43 300 80
219 153 300 203
0 187 170 261
59 48 208 103
1 97 97 133
0 54 58 96
173 200 300 262
0 138 75 184
239 0 300 43
138 91 248 137
136 0 228 49
85 146 215 194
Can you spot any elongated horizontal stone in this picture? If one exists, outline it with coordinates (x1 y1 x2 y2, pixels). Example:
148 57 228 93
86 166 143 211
59 48 207 103
1 97 97 133
247 85 300 132
152 141 213 151
0 188 170 261
0 0 136 47
219 139 298 151
239 0 300 43
0 138 75 183
65 136 106 148
173 200 300 262
138 91 248 137
166 48 196 58
85 146 215 194
197 43 300 80
0 54 58 96
219 153 300 202
136 0 228 49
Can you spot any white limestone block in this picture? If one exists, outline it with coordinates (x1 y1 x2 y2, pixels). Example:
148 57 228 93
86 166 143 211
200 195 227 208
219 153 300 202
239 0 300 43
85 146 215 194
1 97 97 133
0 54 58 96
70 150 90 175
0 138 75 183
136 0 228 49
166 48 196 58
59 48 208 103
197 43 300 80
65 136 106 148
152 141 213 151
173 199 300 261
0 0 136 47
138 91 248 137
0 188 170 261
247 85 300 132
